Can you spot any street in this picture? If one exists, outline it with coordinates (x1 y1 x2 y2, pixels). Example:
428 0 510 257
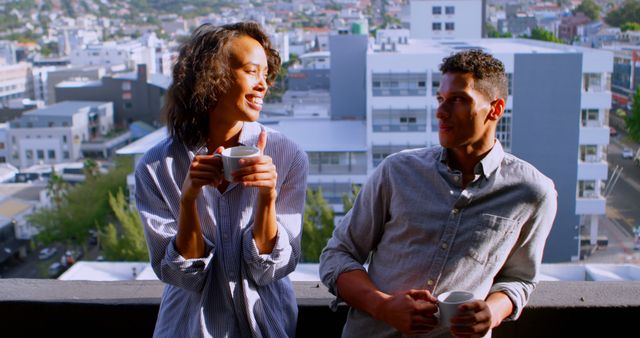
582 130 640 264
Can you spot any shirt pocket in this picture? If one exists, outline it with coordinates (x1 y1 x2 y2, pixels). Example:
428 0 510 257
467 214 517 266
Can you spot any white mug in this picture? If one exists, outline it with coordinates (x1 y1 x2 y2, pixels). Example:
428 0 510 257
437 290 474 327
214 146 261 182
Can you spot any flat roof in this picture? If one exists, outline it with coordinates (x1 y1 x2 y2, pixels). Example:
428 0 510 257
23 101 109 117
116 126 167 155
0 199 32 218
373 37 605 56
267 118 366 152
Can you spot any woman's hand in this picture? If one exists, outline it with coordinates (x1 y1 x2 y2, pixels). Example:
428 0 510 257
181 147 224 203
231 129 277 200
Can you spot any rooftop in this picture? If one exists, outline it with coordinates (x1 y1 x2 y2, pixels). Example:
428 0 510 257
22 101 108 117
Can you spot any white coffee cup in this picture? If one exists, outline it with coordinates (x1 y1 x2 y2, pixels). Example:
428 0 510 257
214 146 261 182
437 290 474 327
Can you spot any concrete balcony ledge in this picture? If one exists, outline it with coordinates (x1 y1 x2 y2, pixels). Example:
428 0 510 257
1 279 639 337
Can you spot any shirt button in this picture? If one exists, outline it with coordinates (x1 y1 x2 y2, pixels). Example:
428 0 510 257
441 243 448 250
427 279 434 286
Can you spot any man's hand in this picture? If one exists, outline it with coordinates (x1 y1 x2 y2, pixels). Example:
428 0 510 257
448 300 492 338
374 289 439 336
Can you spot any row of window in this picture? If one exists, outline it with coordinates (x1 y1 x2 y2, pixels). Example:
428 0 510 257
432 22 455 31
372 73 513 97
432 6 455 15
24 149 70 160
0 84 18 93
10 135 73 143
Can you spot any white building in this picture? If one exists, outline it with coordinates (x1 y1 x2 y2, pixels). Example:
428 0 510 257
0 61 32 108
366 36 612 262
410 0 484 39
7 101 114 168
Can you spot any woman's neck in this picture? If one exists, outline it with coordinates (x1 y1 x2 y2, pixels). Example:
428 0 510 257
208 120 244 150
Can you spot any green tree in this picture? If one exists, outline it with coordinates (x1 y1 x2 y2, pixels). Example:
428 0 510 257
486 23 513 38
100 188 149 261
527 27 563 43
625 88 640 142
46 170 69 209
605 0 640 27
573 0 601 21
621 22 640 31
29 156 133 249
83 158 100 181
301 188 334 262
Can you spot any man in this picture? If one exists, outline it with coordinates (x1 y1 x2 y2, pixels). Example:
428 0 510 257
319 49 557 338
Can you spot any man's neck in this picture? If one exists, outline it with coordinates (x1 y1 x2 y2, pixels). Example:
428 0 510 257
447 140 495 177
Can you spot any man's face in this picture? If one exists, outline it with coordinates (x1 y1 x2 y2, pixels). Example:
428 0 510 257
212 35 269 124
436 72 498 151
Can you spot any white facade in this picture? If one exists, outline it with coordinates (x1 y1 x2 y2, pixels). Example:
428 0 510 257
0 62 31 108
70 41 151 73
7 101 114 168
410 0 483 39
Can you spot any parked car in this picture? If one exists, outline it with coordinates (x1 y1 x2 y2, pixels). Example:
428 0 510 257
38 247 57 260
48 262 63 277
622 148 634 159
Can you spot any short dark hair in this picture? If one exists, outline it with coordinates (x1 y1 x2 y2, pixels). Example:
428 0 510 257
165 21 281 148
439 49 508 102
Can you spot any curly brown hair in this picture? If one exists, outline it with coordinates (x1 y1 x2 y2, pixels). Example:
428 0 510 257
165 22 281 148
439 49 508 103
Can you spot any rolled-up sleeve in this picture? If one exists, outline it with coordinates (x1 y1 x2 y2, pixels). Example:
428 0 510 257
319 161 390 300
242 149 308 286
135 161 215 292
490 188 557 320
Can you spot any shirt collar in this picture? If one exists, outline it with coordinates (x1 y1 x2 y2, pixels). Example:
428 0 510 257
438 140 505 178
237 121 262 147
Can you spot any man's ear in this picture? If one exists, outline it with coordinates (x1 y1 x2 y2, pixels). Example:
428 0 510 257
488 98 505 121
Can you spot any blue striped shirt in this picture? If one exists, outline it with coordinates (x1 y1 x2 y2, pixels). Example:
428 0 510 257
135 121 308 337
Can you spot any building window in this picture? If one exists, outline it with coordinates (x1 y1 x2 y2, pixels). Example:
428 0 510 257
507 73 513 95
26 150 33 160
581 109 600 127
496 109 512 151
63 151 70 159
372 73 428 96
37 150 44 160
432 72 441 96
372 144 423 167
578 180 597 198
63 135 67 144
48 150 56 159
372 108 427 132
432 6 442 15
0 142 4 149
445 6 455 15
62 122 69 127
432 22 442 31
0 156 5 163
583 73 602 92
580 145 599 162
48 122 54 127
445 22 455 31
124 101 133 109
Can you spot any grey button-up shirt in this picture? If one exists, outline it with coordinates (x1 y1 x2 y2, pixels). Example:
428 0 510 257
135 122 308 337
319 141 557 338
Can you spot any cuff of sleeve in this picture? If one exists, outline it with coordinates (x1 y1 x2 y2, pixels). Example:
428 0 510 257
243 223 291 266
328 264 367 311
165 236 215 273
489 283 524 321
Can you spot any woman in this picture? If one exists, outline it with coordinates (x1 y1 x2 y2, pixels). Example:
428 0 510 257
135 22 308 337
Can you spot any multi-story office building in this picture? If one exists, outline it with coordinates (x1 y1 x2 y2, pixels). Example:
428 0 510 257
605 45 640 108
7 101 114 168
366 32 612 262
410 0 485 39
55 64 169 126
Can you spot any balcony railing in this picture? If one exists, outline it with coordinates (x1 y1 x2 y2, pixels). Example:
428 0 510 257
0 279 638 337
